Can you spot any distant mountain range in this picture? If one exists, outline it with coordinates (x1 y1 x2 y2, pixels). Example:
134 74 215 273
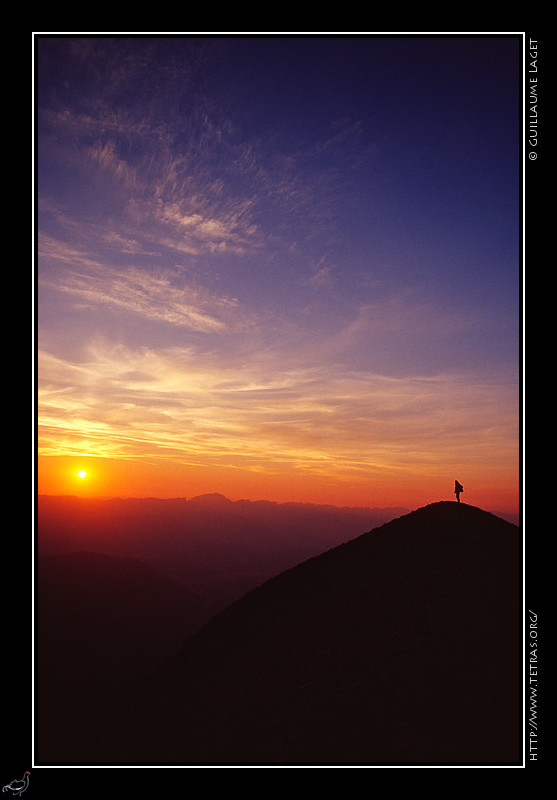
37 494 411 615
37 501 522 765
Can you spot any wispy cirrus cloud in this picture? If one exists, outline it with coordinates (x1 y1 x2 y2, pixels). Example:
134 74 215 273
39 110 266 260
86 140 139 190
151 197 262 256
38 232 108 272
37 41 338 276
40 261 239 333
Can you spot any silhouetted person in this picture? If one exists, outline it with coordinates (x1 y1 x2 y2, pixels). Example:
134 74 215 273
454 480 463 503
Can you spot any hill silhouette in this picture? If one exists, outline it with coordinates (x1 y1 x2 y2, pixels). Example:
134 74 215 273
49 502 521 765
37 551 204 756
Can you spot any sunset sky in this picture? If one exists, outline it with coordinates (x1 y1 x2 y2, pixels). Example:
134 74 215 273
35 35 522 512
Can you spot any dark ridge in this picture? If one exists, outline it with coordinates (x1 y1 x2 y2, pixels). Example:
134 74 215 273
43 502 521 766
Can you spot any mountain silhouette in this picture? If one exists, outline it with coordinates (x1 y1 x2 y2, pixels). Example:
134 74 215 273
186 492 234 507
54 501 521 765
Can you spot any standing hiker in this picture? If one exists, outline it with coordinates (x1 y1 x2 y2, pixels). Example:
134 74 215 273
454 480 464 503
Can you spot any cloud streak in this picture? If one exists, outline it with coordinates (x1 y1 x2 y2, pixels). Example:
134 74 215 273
40 259 240 333
38 339 518 483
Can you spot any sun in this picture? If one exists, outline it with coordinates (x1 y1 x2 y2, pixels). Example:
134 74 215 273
77 470 87 479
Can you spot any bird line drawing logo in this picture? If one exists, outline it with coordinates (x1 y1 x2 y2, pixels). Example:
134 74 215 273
2 773 30 796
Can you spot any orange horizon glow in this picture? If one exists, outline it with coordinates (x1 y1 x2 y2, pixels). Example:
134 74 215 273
37 348 519 514
37 453 519 515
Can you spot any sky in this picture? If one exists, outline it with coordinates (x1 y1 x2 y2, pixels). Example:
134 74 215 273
35 35 522 512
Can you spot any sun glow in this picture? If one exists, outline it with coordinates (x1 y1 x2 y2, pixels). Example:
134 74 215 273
77 470 87 479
